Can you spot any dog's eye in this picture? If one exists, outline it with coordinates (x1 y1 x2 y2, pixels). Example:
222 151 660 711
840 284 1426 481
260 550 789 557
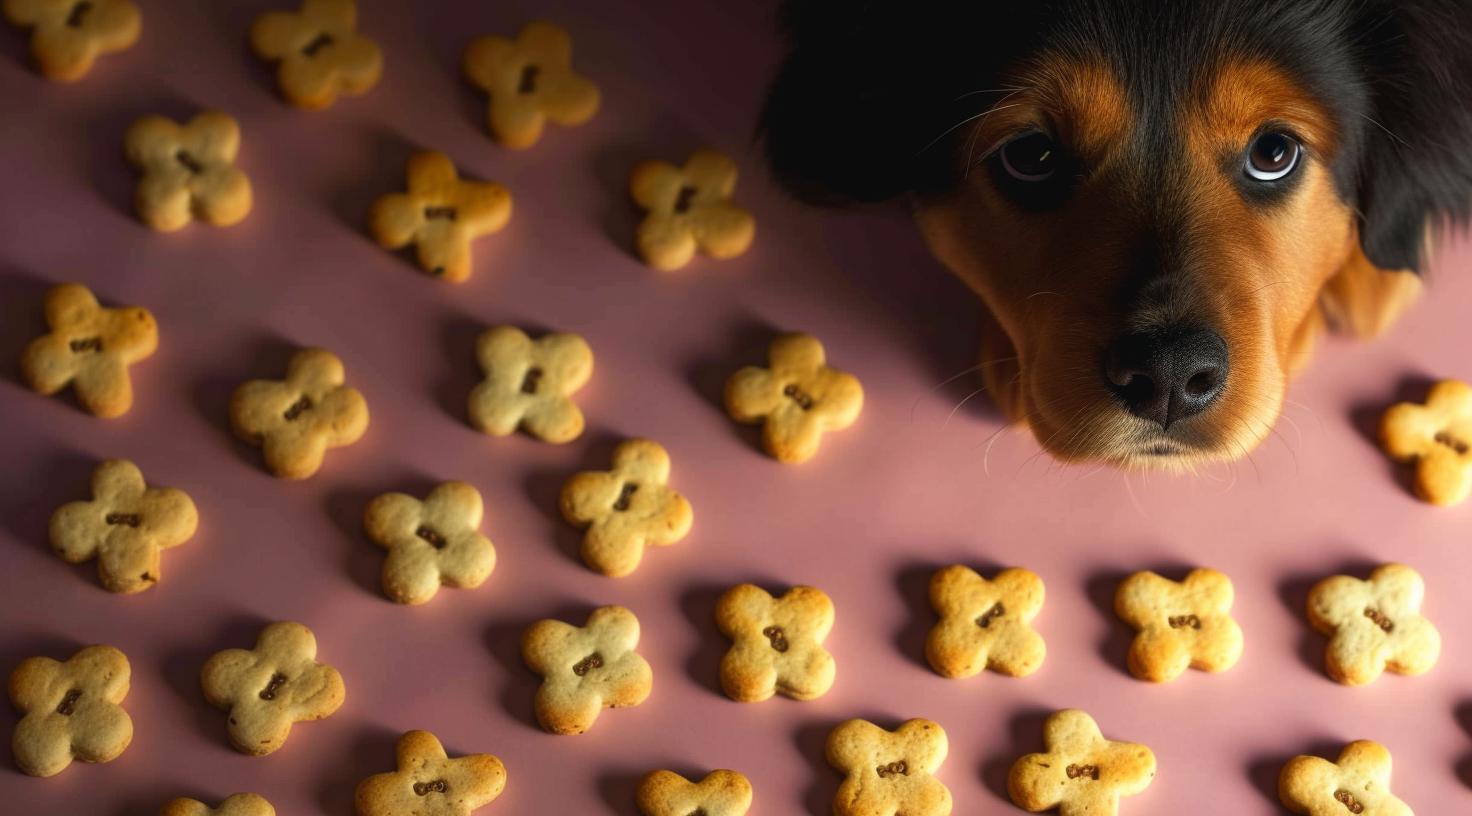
1245 132 1301 181
1000 132 1058 182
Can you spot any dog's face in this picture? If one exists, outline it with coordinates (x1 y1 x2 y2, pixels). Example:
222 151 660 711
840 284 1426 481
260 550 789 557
764 1 1472 469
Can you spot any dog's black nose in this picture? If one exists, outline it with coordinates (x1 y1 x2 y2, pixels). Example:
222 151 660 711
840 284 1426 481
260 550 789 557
1105 326 1228 428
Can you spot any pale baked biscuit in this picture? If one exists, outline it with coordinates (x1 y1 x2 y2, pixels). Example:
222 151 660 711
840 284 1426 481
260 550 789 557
363 481 496 605
1380 379 1472 506
124 111 253 232
636 769 752 816
925 565 1045 679
827 718 952 816
1008 709 1156 816
229 347 369 480
354 729 507 816
1279 740 1412 816
200 621 345 756
467 325 591 443
1306 563 1440 686
1113 568 1243 683
3 0 140 82
8 644 132 777
250 0 382 110
462 21 599 149
630 149 754 271
715 583 834 702
559 438 693 577
22 282 157 418
521 605 652 735
161 793 276 816
50 458 197 594
724 332 863 463
369 151 512 282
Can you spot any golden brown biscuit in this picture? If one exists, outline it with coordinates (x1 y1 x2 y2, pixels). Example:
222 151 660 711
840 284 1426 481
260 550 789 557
636 769 752 816
21 282 157 418
714 583 834 702
1380 379 1472 506
462 21 599 149
1008 709 1156 815
1278 740 1411 816
363 481 496 605
467 325 591 443
925 565 1045 679
200 621 345 756
1305 563 1440 686
1113 568 1242 682
369 151 512 282
2 0 140 82
559 438 693 577
827 718 952 816
250 0 382 109
8 644 132 777
160 793 276 816
124 111 253 232
229 347 369 479
354 730 506 816
521 605 652 735
629 149 754 271
724 332 863 463
50 458 197 593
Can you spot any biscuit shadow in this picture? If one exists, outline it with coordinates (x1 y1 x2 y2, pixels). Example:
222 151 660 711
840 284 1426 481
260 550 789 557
189 333 300 472
596 768 645 816
324 124 426 245
159 613 274 749
315 723 404 815
1348 375 1438 499
520 431 627 569
1246 738 1348 806
0 16 32 75
0 268 53 393
1276 558 1382 679
196 0 285 106
682 317 782 454
1455 700 1472 789
482 602 601 733
324 486 390 600
795 718 844 816
979 706 1053 804
434 314 489 426
678 583 731 698
894 563 938 669
0 447 96 561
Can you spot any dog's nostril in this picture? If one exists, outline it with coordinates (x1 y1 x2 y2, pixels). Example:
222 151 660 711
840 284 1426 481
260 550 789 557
1104 326 1228 429
1184 369 1219 398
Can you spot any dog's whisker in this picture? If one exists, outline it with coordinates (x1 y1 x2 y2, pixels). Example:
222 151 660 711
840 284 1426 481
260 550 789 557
944 385 990 426
951 86 1026 102
921 102 1024 157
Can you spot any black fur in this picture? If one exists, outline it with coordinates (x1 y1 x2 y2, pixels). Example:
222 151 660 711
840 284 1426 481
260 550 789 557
761 0 1472 272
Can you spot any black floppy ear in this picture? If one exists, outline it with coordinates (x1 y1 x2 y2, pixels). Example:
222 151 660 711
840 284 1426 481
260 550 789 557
1353 0 1472 272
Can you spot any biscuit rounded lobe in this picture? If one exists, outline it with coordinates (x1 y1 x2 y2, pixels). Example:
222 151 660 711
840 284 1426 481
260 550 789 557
630 149 754 270
1008 709 1156 815
1114 568 1243 682
1306 563 1440 686
1278 740 1412 816
200 621 345 756
521 605 652 735
161 793 276 816
363 481 496 605
124 111 252 231
8 644 133 777
1380 379 1472 506
636 769 752 816
463 21 600 149
468 325 592 443
715 583 835 702
229 347 369 479
4 0 141 82
826 718 952 816
21 282 158 418
724 332 864 463
560 438 694 577
369 151 512 282
925 565 1046 679
354 729 506 816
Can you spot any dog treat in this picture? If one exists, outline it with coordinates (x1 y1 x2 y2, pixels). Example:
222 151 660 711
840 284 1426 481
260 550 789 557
926 565 1045 679
355 730 506 816
636 769 752 816
467 325 591 443
827 718 952 816
1279 740 1411 816
1305 563 1440 686
724 332 864 463
124 111 253 232
8 644 132 777
250 0 382 110
629 149 755 271
50 458 197 594
2 0 140 82
462 21 599 149
715 583 835 702
369 151 512 282
22 282 157 418
229 347 369 480
200 621 345 756
1380 379 1472 506
1113 568 1243 683
1008 709 1157 816
559 438 693 577
161 794 276 816
521 605 651 735
363 481 496 605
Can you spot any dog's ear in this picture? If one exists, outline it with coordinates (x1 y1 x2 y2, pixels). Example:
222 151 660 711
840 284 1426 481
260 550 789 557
1353 0 1472 272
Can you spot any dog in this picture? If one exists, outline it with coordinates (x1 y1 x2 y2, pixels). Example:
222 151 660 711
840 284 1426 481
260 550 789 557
761 0 1472 469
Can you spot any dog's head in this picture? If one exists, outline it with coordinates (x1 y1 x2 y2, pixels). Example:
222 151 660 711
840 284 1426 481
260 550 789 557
763 0 1472 468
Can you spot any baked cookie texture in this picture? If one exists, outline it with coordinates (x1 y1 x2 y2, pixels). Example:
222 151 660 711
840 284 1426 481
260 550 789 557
8 644 132 777
724 332 863 463
22 281 157 418
925 565 1045 679
1278 740 1412 816
1113 568 1243 683
229 347 369 479
630 149 755 271
714 583 835 702
636 769 752 816
463 21 600 149
161 793 276 816
467 325 591 443
826 718 952 816
363 481 496 605
370 151 512 282
2 0 140 82
124 111 253 231
200 621 345 756
250 0 382 110
50 458 197 593
560 438 693 577
355 730 507 816
1008 709 1156 816
1380 378 1472 506
521 605 652 735
1306 563 1440 686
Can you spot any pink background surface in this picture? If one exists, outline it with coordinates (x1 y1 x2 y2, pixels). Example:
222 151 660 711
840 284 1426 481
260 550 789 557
2 1 1471 813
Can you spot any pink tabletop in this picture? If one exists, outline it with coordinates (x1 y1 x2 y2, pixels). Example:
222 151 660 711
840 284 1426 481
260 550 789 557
2 1 1471 813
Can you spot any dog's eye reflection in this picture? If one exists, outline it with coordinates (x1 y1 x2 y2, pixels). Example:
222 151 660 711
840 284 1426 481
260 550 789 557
1000 132 1058 182
1245 132 1301 181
